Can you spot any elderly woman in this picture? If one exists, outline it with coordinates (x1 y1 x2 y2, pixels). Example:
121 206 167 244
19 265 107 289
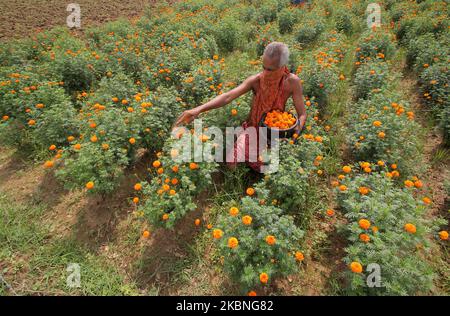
174 42 307 171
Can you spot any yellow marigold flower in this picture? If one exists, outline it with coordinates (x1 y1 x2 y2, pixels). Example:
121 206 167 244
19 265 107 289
228 237 239 248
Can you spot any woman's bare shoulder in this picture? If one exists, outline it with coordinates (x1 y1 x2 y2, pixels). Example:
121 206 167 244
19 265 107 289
287 72 301 82
244 73 261 90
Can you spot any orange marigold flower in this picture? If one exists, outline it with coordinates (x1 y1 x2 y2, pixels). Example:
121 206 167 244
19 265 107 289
404 223 416 234
134 183 142 191
152 160 161 168
259 272 269 284
422 197 432 205
439 231 448 240
326 209 335 216
242 215 252 225
359 187 370 195
265 235 276 245
228 237 239 248
86 181 94 190
414 180 423 188
359 233 370 243
246 187 255 196
142 230 150 238
339 185 347 192
350 262 363 273
248 291 257 296
359 219 371 230
213 229 223 239
342 166 352 173
194 218 201 226
229 207 239 216
295 251 304 262
44 160 54 168
404 180 414 188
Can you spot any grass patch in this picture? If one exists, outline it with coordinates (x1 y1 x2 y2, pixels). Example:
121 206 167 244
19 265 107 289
0 192 139 295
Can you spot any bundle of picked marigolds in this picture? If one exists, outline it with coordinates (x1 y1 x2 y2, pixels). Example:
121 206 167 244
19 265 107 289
263 110 297 130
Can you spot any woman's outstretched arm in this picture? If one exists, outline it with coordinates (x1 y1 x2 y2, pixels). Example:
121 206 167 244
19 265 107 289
173 75 257 127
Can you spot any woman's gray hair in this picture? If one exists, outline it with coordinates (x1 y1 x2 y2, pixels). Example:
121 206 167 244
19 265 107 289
263 42 290 67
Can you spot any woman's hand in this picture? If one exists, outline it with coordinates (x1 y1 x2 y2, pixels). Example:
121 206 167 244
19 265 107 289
173 108 200 127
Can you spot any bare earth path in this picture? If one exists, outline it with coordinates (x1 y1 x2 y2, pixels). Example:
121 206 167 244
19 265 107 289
0 0 176 41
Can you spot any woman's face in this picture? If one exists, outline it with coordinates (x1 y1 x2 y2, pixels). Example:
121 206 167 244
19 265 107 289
262 55 280 71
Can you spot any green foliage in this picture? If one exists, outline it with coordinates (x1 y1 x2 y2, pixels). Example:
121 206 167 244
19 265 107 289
214 188 304 292
353 60 389 100
278 8 296 34
346 92 421 174
0 76 77 154
355 29 394 62
265 131 325 213
51 51 96 94
295 19 325 46
336 171 445 295
418 62 449 111
406 33 449 73
302 62 339 105
335 11 353 34
213 17 243 53
55 86 181 194
180 58 223 105
140 138 219 229
56 139 129 194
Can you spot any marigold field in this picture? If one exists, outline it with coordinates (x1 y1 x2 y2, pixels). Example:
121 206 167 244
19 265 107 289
0 0 448 296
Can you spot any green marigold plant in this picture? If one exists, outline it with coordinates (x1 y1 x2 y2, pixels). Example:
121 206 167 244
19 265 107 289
335 170 445 295
418 62 449 110
139 139 219 229
355 29 394 63
346 93 421 174
295 19 325 46
353 60 389 100
278 8 296 34
406 33 448 73
265 133 325 214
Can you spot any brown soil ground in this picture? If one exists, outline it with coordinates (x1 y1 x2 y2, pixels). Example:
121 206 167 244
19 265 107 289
0 0 176 41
